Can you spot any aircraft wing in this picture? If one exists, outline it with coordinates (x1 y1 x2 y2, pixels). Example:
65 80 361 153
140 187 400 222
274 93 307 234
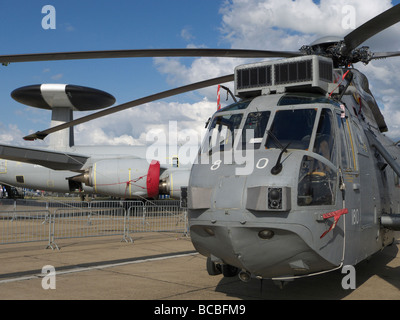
0 144 89 171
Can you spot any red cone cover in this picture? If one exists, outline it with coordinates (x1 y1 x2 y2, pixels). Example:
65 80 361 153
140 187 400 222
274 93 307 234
146 160 160 198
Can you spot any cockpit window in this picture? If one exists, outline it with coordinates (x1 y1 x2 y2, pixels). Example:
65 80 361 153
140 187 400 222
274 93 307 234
265 109 317 150
203 110 271 154
297 156 337 206
296 109 338 206
313 109 336 166
241 111 270 149
203 113 243 153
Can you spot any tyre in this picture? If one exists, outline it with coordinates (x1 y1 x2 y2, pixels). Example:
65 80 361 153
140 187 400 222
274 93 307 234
206 257 222 276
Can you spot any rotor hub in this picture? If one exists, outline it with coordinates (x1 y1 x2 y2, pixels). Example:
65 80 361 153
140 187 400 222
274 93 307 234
300 38 373 67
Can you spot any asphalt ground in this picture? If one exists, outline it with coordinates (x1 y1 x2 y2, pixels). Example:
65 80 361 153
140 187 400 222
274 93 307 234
0 232 399 303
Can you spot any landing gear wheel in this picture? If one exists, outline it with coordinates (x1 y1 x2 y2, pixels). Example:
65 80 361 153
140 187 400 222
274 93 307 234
206 257 222 276
222 264 240 277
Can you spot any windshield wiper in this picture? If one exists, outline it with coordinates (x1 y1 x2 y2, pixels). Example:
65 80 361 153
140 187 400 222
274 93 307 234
266 130 284 150
266 130 290 175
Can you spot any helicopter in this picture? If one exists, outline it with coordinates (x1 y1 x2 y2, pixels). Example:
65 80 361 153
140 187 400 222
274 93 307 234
1 3 400 283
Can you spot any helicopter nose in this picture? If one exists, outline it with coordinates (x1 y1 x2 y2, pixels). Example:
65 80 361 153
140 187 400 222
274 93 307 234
190 222 334 279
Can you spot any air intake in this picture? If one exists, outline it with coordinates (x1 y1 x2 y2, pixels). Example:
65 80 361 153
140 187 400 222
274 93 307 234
234 55 333 97
236 65 272 90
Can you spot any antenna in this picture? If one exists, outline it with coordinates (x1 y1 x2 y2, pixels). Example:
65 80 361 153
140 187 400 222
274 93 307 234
11 84 115 149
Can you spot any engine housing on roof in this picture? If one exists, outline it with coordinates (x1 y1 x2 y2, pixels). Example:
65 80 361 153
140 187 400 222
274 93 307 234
234 55 334 97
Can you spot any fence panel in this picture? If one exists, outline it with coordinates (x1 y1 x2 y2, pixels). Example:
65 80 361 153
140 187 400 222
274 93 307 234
126 201 187 235
0 210 50 245
51 207 125 238
0 199 187 248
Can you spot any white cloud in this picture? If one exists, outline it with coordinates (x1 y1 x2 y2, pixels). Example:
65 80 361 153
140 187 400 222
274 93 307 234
181 27 195 41
73 98 216 147
64 23 75 32
354 52 400 139
0 123 46 147
219 0 394 50
51 73 63 80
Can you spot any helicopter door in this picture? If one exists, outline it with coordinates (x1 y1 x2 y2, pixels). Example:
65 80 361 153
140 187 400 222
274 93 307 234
336 115 362 225
337 115 378 230
352 122 381 227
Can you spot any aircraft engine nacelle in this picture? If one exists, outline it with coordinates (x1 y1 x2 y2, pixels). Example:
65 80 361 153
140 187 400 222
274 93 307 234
158 169 190 199
71 159 160 198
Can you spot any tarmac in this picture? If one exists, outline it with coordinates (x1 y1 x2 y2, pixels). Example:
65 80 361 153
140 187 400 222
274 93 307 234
0 232 399 301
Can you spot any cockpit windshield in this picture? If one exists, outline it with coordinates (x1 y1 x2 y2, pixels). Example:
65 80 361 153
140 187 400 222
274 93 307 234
241 111 270 149
203 111 271 154
204 113 243 153
265 109 317 150
202 100 337 166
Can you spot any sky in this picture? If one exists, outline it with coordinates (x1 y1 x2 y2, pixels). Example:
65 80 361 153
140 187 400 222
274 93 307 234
2 0 400 149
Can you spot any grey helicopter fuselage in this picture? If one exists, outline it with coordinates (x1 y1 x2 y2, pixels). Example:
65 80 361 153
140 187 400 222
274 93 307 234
187 57 400 280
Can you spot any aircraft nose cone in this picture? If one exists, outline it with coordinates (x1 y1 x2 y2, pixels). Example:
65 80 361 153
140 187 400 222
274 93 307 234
190 223 334 279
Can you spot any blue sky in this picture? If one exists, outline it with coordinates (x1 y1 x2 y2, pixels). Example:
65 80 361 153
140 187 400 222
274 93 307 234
2 0 400 147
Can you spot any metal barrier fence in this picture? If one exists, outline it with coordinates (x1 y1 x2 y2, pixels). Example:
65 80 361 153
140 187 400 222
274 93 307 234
0 199 188 249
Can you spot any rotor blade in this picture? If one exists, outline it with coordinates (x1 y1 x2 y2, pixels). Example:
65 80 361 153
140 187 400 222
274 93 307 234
0 48 302 64
23 74 234 141
344 4 400 53
372 51 400 60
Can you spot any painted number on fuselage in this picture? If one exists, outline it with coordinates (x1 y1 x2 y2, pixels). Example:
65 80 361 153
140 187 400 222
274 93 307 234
210 158 269 171
211 160 222 171
256 158 269 169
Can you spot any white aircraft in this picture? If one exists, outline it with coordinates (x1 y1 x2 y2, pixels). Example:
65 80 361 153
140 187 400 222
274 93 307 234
0 83 199 199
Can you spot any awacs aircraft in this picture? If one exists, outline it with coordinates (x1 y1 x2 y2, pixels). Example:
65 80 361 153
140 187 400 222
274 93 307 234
1 4 400 283
0 84 192 199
